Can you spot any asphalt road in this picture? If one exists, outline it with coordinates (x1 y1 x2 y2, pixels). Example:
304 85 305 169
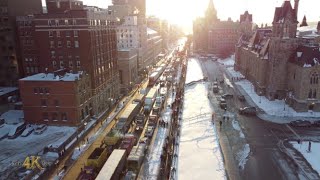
199 58 306 180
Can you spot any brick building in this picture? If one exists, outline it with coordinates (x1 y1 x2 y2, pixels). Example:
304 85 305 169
235 0 320 112
17 0 120 116
19 70 91 126
0 0 42 86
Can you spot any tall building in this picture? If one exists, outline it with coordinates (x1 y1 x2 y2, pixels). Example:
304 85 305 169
0 0 42 86
193 0 251 56
18 0 120 116
236 0 320 112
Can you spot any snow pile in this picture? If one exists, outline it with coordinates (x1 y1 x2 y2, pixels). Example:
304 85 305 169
185 59 204 84
232 120 245 138
71 143 89 160
177 59 226 179
218 55 235 67
290 141 320 176
236 144 250 170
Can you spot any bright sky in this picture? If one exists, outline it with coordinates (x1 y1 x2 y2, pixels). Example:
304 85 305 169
43 0 320 32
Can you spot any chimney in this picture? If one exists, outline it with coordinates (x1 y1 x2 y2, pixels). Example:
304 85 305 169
294 0 299 19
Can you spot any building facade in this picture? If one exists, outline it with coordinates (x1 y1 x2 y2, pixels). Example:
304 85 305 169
19 70 92 126
117 49 138 93
0 0 42 86
235 0 320 112
18 0 120 116
193 0 252 56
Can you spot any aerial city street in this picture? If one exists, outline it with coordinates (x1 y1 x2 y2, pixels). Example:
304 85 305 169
1 0 320 179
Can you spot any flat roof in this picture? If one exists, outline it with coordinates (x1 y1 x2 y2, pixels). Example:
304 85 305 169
20 72 83 82
128 144 146 161
146 87 157 99
0 87 18 97
95 149 126 180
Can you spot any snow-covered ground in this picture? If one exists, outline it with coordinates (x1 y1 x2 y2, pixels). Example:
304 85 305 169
177 59 226 180
0 126 76 177
236 144 250 170
290 141 320 176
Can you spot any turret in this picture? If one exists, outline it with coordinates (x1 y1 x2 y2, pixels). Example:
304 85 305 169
294 0 299 19
300 15 308 27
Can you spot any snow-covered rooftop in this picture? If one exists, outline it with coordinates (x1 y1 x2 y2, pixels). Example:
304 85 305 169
20 72 84 82
147 28 158 35
0 87 18 96
0 110 24 124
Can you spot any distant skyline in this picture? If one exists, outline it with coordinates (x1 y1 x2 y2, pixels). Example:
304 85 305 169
42 0 320 33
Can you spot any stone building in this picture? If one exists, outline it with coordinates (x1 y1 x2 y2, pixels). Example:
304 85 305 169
193 0 252 56
235 0 320 112
19 70 92 126
117 49 138 93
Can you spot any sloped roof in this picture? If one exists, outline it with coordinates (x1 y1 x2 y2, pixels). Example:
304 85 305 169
273 1 297 23
289 46 320 67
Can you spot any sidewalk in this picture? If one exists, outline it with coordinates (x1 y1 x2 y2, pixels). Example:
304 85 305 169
223 66 320 123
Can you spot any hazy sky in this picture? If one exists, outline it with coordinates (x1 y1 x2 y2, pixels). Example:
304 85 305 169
43 0 320 31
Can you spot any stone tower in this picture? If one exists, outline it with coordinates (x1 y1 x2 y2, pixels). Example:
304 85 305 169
268 0 299 99
205 0 218 24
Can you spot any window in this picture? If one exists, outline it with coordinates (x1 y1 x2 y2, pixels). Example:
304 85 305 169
60 61 64 68
69 61 73 67
66 31 70 37
67 41 71 48
72 20 77 25
76 60 81 68
308 89 312 99
65 19 69 25
48 20 52 26
58 41 62 48
52 61 57 68
50 41 54 48
52 112 58 121
56 31 60 37
44 88 49 94
61 112 67 121
34 87 38 94
49 31 53 37
26 67 30 73
75 41 79 48
55 19 59 26
54 99 59 107
41 99 47 106
56 1 60 8
74 30 78 37
313 90 317 99
43 112 49 121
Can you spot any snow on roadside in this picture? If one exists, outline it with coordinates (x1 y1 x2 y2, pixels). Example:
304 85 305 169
218 55 235 67
236 144 250 170
290 141 320 176
232 120 245 138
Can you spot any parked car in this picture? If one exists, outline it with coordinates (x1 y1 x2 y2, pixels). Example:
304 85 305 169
145 126 154 138
8 122 26 139
221 93 233 99
289 120 312 127
213 81 218 86
219 98 227 109
239 107 257 115
21 125 34 137
313 120 320 127
34 124 47 135
238 95 245 102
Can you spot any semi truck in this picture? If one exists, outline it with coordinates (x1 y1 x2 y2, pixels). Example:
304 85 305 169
144 87 158 113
